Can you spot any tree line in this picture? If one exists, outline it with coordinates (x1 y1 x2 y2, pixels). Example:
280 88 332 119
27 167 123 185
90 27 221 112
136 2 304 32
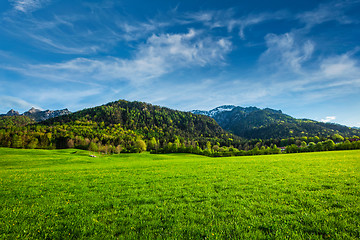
150 135 360 157
1 100 359 157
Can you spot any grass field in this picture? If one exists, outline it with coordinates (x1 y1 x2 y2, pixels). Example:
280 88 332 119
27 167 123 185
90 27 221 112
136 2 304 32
1 148 359 239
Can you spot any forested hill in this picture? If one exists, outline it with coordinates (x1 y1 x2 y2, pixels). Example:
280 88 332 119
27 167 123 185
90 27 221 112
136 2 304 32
0 100 237 151
0 115 35 128
1 100 359 153
42 100 236 143
192 106 360 139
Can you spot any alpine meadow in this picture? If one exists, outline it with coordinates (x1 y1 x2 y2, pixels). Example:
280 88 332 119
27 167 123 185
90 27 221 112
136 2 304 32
1 148 360 239
1 0 360 239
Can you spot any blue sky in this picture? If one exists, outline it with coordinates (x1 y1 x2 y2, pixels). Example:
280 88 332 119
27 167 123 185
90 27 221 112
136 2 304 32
0 0 360 127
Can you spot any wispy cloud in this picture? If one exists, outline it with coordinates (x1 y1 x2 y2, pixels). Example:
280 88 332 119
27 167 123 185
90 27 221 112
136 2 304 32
185 1 358 40
320 51 359 78
259 32 314 74
296 1 356 29
231 11 290 39
2 1 358 56
1 0 360 125
185 9 289 39
254 1 360 104
4 29 232 85
10 0 50 13
256 45 360 103
116 20 171 41
252 46 360 116
2 2 126 54
1 12 115 54
294 48 360 95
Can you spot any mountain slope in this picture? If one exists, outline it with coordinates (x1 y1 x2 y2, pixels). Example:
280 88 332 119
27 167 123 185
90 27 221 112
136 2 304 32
3 109 20 116
192 106 360 139
44 100 233 141
0 115 35 128
1 100 238 151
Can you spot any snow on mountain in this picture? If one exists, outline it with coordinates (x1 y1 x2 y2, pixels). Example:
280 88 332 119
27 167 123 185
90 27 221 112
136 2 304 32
191 105 236 117
1 108 71 122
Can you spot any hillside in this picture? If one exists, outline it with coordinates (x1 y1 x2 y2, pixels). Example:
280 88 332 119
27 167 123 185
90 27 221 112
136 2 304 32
2 100 359 153
0 115 35 128
192 106 360 139
0 100 237 151
43 100 233 139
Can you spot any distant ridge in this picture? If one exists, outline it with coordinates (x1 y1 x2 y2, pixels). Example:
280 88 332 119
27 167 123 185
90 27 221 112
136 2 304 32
192 105 360 139
1 107 71 122
2 102 359 140
5 109 20 116
191 105 236 118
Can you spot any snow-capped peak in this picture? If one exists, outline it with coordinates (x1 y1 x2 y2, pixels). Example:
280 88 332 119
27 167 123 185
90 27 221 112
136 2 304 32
208 105 236 117
191 105 236 117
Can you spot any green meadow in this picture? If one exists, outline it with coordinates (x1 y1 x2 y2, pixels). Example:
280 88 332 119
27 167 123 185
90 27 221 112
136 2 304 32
1 148 359 239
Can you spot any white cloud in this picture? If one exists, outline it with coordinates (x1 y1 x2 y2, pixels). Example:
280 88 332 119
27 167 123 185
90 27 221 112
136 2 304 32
117 20 171 41
144 29 231 66
233 11 289 39
297 1 355 29
320 53 358 78
184 9 233 28
185 2 357 41
10 29 232 85
1 2 359 118
2 2 358 56
2 6 233 55
259 32 314 73
1 12 112 54
26 33 102 54
10 0 50 13
294 49 360 94
321 116 336 123
185 9 289 39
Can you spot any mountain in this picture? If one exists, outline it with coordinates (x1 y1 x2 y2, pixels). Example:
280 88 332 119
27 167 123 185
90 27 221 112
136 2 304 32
0 100 240 151
24 107 71 122
192 105 360 139
1 107 71 122
191 105 236 118
43 100 234 142
1 100 359 153
5 109 20 116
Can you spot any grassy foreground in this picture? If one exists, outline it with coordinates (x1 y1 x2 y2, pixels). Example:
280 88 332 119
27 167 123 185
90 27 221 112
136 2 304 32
0 148 359 239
